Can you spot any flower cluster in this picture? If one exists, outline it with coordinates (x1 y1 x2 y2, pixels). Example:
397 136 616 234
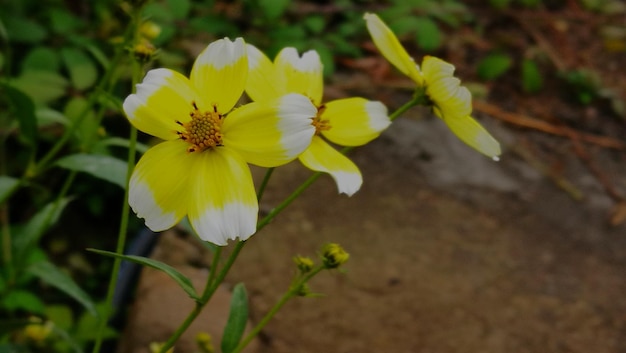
123 13 501 246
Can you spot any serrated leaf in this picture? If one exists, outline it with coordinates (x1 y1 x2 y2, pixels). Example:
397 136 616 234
56 153 128 189
221 283 249 353
28 261 97 315
88 249 199 300
2 83 37 147
477 53 513 81
521 59 543 93
414 17 442 51
1 290 46 314
13 197 72 258
0 176 20 204
61 47 98 90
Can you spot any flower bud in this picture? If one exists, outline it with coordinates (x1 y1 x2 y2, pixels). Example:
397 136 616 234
320 243 349 269
293 255 314 273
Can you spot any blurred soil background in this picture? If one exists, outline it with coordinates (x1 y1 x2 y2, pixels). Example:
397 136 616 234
118 1 626 352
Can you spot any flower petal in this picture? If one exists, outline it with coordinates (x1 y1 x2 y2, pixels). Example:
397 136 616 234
274 47 324 105
245 44 285 102
443 115 502 159
129 140 192 231
364 13 423 85
421 56 456 83
298 136 362 196
190 37 247 113
429 78 472 120
123 68 198 140
187 147 258 246
222 93 316 167
321 98 391 146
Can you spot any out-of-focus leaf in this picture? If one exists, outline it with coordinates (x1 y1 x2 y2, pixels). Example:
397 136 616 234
11 70 68 103
13 197 72 257
28 261 97 315
521 59 543 93
221 283 249 353
88 249 199 300
45 305 74 331
477 53 513 80
61 47 98 90
490 0 512 9
36 107 70 127
258 0 290 20
64 97 98 145
304 16 326 35
189 16 239 37
22 47 60 72
56 153 128 189
414 17 442 51
388 16 419 37
49 8 84 34
73 302 118 342
2 83 37 147
94 137 149 155
310 41 334 78
166 0 191 19
0 176 19 204
1 290 46 314
3 16 47 43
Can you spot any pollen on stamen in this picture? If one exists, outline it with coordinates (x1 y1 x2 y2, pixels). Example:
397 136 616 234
178 102 224 153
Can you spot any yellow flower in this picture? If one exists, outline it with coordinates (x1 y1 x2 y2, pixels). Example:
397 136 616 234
364 13 501 159
123 38 317 245
245 44 391 196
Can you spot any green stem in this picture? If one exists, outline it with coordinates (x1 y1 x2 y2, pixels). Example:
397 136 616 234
157 97 421 352
256 167 275 202
91 34 143 353
231 266 325 353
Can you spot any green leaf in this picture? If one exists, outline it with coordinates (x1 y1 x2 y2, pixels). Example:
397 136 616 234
310 41 335 77
0 176 20 204
93 137 149 155
1 290 46 314
73 302 118 343
3 16 47 43
221 283 249 353
2 83 37 147
388 16 419 37
477 53 513 81
22 47 60 72
258 0 291 20
45 305 74 331
61 47 98 90
414 17 442 51
303 16 326 35
36 107 70 127
88 249 199 300
521 59 543 93
49 8 84 34
56 153 128 189
11 70 69 103
27 261 97 315
166 0 191 19
13 197 72 258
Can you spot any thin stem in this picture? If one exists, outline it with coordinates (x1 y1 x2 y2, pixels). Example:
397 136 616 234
205 246 222 293
231 266 325 353
91 34 143 353
256 167 275 202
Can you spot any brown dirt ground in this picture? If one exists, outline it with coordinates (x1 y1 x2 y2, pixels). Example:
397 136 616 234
119 2 626 352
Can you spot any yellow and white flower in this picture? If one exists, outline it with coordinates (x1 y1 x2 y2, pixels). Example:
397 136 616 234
364 13 501 159
123 38 317 245
245 44 391 196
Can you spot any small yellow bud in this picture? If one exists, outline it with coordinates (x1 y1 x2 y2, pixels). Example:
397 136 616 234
149 342 174 353
140 21 162 40
294 283 311 297
320 243 349 269
133 40 157 63
196 332 215 353
23 318 53 346
293 255 314 273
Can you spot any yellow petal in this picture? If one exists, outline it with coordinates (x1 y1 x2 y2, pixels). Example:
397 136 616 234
190 37 247 113
421 56 456 83
245 44 285 102
274 47 324 105
298 136 362 196
123 68 198 140
223 93 316 167
432 84 473 122
321 98 391 146
443 115 502 159
187 147 258 246
129 140 192 231
364 13 423 85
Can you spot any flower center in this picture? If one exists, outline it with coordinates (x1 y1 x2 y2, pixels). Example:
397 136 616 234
312 104 331 135
177 102 223 153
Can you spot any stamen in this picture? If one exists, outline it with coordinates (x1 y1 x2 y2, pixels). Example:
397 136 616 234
312 104 331 134
178 102 224 153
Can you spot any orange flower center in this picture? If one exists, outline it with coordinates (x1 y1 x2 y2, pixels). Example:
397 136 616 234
177 102 223 153
312 104 331 135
